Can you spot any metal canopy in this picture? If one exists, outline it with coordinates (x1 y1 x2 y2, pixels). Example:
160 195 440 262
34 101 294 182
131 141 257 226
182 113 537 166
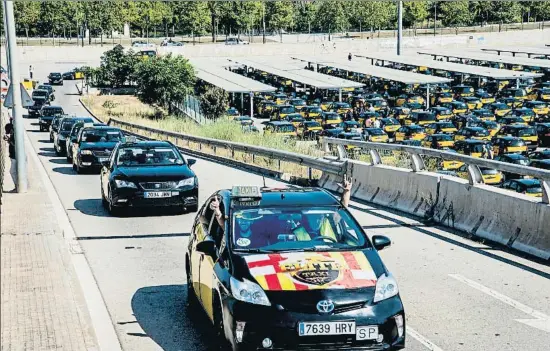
481 46 550 58
228 58 363 90
191 61 276 94
291 55 453 85
417 49 550 70
355 53 542 80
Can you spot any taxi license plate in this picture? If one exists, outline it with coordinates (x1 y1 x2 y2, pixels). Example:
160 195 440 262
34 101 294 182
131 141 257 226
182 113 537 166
356 326 379 340
298 321 355 336
144 192 171 198
99 157 109 162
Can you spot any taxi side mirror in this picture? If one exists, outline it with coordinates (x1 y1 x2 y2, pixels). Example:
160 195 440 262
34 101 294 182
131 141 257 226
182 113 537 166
372 235 391 251
196 239 217 257
187 159 196 167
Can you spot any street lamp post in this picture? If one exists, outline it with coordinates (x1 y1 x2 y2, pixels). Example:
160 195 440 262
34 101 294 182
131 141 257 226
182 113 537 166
3 0 28 193
397 1 403 55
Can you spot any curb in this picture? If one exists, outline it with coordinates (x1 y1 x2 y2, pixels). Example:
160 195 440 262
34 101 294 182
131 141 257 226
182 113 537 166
79 97 104 123
23 128 122 351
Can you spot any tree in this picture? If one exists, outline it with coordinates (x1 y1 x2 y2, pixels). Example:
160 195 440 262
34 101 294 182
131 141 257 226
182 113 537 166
200 87 229 120
352 1 394 34
294 1 318 33
133 54 196 108
440 1 472 27
267 1 294 41
492 1 523 24
315 1 346 35
404 1 429 31
99 45 138 87
173 1 210 42
14 2 40 39
135 1 170 39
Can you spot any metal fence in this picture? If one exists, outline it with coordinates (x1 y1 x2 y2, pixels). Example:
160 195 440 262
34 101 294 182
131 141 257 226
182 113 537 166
322 138 550 204
172 95 208 125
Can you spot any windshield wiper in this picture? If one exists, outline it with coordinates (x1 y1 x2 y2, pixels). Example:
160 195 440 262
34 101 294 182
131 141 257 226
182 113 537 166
234 248 274 253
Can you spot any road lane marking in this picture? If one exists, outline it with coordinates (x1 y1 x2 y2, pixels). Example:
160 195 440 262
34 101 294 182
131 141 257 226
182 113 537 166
406 326 445 351
449 274 550 333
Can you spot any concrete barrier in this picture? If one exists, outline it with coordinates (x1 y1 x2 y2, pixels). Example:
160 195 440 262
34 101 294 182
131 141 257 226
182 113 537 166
435 176 550 260
321 160 550 260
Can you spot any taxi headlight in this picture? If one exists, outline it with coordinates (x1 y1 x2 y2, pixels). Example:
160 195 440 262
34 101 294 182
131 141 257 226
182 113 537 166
80 150 93 155
176 177 195 188
373 273 399 303
230 277 271 306
114 179 137 188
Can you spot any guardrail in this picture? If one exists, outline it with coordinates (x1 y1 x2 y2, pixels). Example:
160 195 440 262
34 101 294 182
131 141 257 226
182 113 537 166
108 117 345 178
322 137 550 204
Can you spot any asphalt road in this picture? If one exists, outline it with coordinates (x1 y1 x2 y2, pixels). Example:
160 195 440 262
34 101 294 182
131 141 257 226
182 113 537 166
18 62 550 351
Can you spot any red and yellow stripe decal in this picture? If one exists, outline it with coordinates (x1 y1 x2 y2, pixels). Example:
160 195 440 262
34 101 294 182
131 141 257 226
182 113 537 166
244 252 377 291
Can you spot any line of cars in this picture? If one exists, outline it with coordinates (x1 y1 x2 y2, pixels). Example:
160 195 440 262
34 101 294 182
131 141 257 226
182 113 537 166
35 109 199 216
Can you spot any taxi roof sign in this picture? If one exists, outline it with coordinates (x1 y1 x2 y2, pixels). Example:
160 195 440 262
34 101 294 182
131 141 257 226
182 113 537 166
122 136 138 143
231 186 262 200
83 122 94 128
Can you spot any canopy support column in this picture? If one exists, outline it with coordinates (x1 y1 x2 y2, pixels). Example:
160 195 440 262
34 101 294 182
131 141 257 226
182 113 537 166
426 84 430 110
250 92 254 118
241 92 244 112
339 88 342 102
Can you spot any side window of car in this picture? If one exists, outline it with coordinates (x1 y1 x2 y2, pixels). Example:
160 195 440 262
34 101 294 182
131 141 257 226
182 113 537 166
109 146 118 169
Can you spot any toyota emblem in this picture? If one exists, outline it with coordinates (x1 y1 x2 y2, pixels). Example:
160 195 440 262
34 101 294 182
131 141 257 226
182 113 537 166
316 300 334 314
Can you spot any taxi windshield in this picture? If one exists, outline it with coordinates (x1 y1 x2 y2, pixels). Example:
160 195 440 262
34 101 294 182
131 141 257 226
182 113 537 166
61 120 76 131
231 207 368 252
42 107 64 115
117 146 183 166
435 134 453 141
517 128 536 137
279 106 296 114
81 129 123 142
367 129 385 135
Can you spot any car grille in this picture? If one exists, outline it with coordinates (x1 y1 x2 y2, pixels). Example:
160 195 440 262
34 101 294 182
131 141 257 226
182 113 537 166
140 181 177 190
279 301 366 315
92 150 111 157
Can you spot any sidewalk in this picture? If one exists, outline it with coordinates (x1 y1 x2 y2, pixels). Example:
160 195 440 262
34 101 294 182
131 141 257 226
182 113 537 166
1 115 98 350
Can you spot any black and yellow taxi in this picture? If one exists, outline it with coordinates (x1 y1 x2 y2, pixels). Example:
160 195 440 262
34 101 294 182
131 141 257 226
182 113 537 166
488 102 512 118
350 95 366 108
497 124 538 150
436 149 463 171
530 159 550 170
430 92 453 106
421 134 454 149
475 90 496 105
454 139 491 158
389 107 410 122
452 85 475 98
321 112 343 129
263 121 297 138
506 108 536 123
258 101 276 118
424 121 458 135
137 49 157 60
234 116 255 127
298 120 323 140
498 116 527 126
460 97 483 110
338 132 365 152
501 97 523 109
379 118 401 135
395 125 426 142
454 127 491 141
537 87 550 102
450 114 481 130
273 93 288 105
405 112 436 126
527 149 550 161
340 120 362 134
524 101 549 116
363 128 389 143
272 105 296 120
288 98 307 112
494 154 531 180
535 123 550 147
456 165 504 185
499 88 528 102
100 138 198 216
471 109 496 122
301 106 323 120
72 125 124 173
365 98 388 112
442 101 468 115
429 106 453 121
491 136 527 156
500 179 542 198
329 102 352 115
186 186 405 351
477 120 500 137
284 113 305 129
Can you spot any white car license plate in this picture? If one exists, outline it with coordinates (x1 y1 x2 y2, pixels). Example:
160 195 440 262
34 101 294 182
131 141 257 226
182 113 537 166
356 326 379 340
298 321 355 336
144 191 171 198
99 157 108 162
